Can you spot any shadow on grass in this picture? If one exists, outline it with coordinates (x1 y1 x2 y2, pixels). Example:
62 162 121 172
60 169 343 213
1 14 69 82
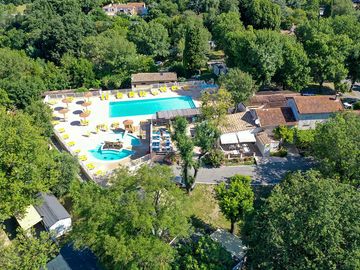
190 215 216 234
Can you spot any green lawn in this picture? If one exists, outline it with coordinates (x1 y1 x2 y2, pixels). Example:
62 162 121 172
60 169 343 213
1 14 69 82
186 184 230 231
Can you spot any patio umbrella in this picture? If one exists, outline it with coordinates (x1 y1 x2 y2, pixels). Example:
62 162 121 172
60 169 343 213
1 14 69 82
80 110 91 122
81 101 92 109
84 92 92 102
123 119 134 133
59 108 69 122
62 97 73 108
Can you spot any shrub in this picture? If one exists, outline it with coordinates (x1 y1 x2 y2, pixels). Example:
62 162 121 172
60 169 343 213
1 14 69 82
353 101 360 110
270 148 287 157
76 87 88 93
203 149 224 167
274 125 294 143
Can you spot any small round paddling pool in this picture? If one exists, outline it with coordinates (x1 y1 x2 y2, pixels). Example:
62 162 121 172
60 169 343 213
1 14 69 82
89 147 134 161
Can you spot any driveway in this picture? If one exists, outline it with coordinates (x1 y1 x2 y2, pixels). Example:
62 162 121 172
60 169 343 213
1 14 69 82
172 156 315 186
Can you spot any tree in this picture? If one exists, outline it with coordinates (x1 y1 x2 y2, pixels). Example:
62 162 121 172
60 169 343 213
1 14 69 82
311 113 360 187
51 152 79 198
0 48 45 108
0 229 58 270
21 0 96 63
346 44 360 89
83 29 154 88
331 0 354 16
200 89 232 125
240 0 282 30
273 125 295 143
194 121 220 160
215 175 254 234
172 116 195 193
224 29 284 86
173 236 234 270
0 108 58 221
183 22 210 74
302 33 351 86
24 100 53 138
60 53 96 88
244 170 360 269
128 20 170 58
212 12 243 49
274 36 310 91
71 165 190 269
0 88 13 109
219 68 256 110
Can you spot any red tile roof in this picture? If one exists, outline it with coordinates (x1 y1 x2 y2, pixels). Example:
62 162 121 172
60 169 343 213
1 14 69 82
291 96 344 114
256 107 297 127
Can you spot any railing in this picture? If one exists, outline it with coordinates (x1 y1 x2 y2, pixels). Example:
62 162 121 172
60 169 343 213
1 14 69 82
44 80 212 100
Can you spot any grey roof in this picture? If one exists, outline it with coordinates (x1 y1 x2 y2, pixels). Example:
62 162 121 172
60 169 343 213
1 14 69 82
210 229 246 260
156 108 200 120
34 193 70 228
131 72 177 83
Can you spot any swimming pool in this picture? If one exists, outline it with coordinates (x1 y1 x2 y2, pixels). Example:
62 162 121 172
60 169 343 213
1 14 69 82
89 148 134 161
109 96 196 117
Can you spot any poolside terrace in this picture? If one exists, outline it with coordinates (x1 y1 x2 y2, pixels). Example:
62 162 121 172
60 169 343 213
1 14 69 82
47 82 211 182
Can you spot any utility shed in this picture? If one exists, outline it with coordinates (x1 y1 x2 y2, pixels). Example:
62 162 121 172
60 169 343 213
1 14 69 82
15 205 42 231
131 72 177 90
34 193 71 238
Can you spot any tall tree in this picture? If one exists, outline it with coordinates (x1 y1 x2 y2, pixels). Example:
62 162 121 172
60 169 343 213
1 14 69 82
274 36 310 91
24 100 53 138
215 175 254 234
194 121 220 161
183 22 210 74
244 170 360 269
0 108 58 221
71 165 190 269
346 44 360 90
219 68 256 110
240 0 282 30
311 113 360 187
200 89 233 125
172 116 195 193
212 12 243 49
0 230 58 270
128 20 170 58
0 48 45 108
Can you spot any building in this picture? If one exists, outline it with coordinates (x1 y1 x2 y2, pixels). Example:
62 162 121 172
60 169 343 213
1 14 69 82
46 244 103 270
210 229 247 270
287 95 344 129
34 193 71 238
253 107 297 130
255 131 280 157
212 62 228 76
15 205 43 231
131 72 178 90
102 2 147 16
248 91 300 109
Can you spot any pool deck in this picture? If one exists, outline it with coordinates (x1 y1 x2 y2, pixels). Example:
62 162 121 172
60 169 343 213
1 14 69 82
49 89 201 178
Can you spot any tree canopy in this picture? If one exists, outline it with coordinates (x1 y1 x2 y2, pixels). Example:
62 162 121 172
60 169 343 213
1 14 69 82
70 165 190 269
244 170 360 270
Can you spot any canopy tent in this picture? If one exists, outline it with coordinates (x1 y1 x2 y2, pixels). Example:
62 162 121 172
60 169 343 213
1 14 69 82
220 133 238 145
236 131 256 143
15 205 42 231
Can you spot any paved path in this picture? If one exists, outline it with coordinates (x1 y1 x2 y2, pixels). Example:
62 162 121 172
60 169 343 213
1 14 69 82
173 156 315 186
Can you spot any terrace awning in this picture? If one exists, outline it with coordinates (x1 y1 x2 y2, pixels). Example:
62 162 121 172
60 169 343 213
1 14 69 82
220 133 238 144
156 108 200 120
236 131 256 143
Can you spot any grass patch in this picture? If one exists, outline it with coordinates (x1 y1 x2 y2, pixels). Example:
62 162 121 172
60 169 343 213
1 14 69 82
187 184 230 232
224 157 256 166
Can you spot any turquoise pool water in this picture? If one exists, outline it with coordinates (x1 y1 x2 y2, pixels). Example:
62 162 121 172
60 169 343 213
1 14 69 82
88 132 140 161
109 96 196 117
89 148 134 161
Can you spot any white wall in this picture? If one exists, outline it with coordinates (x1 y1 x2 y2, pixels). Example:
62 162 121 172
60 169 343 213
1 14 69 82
49 218 72 238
